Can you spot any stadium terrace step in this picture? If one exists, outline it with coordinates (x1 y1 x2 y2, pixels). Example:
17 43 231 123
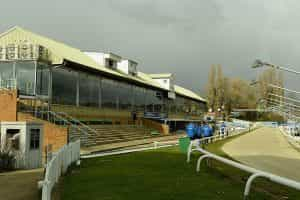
95 133 152 139
18 112 164 147
95 136 154 145
89 124 163 145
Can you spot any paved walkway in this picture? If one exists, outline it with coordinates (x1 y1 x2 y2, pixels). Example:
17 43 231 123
222 127 300 182
0 168 43 200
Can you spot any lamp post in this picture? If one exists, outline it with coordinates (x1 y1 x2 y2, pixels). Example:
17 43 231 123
252 59 300 75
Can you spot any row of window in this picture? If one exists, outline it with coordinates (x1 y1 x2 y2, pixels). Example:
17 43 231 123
0 61 206 115
0 61 49 96
51 67 164 112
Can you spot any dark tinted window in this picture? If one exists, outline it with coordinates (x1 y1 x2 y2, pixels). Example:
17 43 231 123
36 62 49 96
30 129 40 149
79 72 99 107
118 82 132 110
52 67 77 105
101 78 118 109
133 86 145 111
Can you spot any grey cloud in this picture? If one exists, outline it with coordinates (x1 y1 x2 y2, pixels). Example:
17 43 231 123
0 0 299 94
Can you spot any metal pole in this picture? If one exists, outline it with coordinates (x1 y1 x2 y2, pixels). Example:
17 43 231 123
267 98 300 109
269 84 300 95
269 93 300 104
264 63 300 75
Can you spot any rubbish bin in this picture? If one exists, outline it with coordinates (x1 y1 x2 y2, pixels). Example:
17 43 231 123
186 123 195 139
179 137 190 153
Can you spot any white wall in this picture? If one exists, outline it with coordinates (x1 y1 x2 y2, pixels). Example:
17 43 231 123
154 78 170 90
117 60 129 74
0 122 43 169
84 52 105 66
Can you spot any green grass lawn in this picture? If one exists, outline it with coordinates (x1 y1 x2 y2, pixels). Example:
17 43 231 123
59 132 300 200
59 148 277 200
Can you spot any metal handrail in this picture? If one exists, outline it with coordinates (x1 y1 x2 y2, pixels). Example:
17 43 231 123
195 147 300 200
21 110 90 141
46 111 91 140
57 112 98 135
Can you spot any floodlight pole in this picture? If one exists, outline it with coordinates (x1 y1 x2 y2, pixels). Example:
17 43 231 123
269 93 300 104
268 84 300 95
267 101 300 113
252 60 300 75
267 98 300 109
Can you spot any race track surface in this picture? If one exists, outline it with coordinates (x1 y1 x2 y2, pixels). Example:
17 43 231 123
222 127 300 181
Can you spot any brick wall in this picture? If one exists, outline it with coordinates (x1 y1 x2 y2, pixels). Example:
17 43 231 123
18 113 68 154
142 118 170 135
0 89 17 121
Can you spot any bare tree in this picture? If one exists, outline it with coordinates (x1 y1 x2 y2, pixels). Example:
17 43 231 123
215 64 225 110
206 64 217 111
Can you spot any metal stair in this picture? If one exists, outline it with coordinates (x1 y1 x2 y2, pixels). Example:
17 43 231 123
20 110 97 147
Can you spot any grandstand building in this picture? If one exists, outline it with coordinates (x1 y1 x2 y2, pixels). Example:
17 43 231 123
0 26 206 149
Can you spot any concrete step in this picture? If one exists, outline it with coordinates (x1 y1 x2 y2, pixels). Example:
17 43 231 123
94 130 151 136
93 128 152 132
95 133 153 139
95 135 153 145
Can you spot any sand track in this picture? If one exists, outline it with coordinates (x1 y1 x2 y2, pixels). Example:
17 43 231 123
222 127 300 181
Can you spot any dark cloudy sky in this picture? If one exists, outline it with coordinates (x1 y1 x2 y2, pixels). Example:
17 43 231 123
0 0 299 94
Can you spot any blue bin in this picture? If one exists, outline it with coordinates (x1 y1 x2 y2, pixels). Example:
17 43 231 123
186 123 195 138
202 125 212 137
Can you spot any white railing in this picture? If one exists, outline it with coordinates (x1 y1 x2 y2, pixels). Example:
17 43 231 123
40 140 80 200
279 126 300 149
193 147 300 200
184 127 300 199
187 127 250 162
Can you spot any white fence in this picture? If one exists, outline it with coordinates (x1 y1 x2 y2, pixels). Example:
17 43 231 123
194 147 300 200
187 127 251 162
279 126 300 149
40 140 80 200
184 127 300 199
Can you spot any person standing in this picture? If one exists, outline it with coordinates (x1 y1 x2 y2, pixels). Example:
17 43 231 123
131 110 137 125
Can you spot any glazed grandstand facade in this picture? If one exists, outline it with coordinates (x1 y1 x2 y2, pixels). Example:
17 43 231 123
0 26 207 126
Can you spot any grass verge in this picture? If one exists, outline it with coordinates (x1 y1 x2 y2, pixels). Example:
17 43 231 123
57 129 300 200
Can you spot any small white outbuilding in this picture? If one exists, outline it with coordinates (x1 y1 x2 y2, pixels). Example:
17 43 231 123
0 121 43 169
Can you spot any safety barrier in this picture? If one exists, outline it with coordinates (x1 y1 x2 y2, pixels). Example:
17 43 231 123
279 126 300 149
185 127 300 199
39 140 80 200
187 128 250 162
194 147 300 200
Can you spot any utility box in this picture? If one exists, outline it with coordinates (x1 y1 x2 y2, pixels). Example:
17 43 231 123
0 121 43 169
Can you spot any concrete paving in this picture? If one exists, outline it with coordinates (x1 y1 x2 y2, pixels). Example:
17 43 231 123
222 127 300 182
0 168 43 200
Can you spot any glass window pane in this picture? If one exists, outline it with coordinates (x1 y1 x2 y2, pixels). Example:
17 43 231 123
16 61 36 95
133 86 145 111
52 67 77 105
118 82 132 110
36 63 49 96
101 78 117 109
154 91 163 112
0 62 14 80
30 129 40 150
79 72 99 107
